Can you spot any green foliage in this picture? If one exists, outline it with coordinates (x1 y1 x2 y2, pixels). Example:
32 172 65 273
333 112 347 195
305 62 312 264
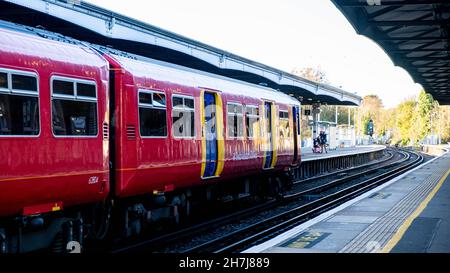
362 115 371 135
355 90 450 147
337 106 354 125
395 99 416 145
319 105 336 123
416 90 434 140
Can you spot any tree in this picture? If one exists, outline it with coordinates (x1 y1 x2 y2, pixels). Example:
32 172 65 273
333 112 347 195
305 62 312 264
319 105 336 123
439 106 450 143
395 99 417 145
337 106 354 125
357 95 383 136
291 66 329 84
362 114 372 136
416 90 434 141
432 104 450 144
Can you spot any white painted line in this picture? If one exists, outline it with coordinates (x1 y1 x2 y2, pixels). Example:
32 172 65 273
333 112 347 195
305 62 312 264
243 149 448 253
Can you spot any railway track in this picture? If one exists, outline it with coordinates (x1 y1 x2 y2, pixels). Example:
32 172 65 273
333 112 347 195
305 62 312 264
111 148 423 253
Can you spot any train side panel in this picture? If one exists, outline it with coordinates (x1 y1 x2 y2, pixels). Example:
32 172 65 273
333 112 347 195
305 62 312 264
105 52 301 199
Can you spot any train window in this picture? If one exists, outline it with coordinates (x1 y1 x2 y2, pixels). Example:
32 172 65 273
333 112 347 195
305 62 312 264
153 93 166 108
51 77 98 136
227 103 244 138
172 96 183 108
172 95 195 138
279 111 290 138
139 92 152 105
245 106 259 138
0 94 39 136
138 90 167 137
0 69 40 136
184 98 194 109
77 83 96 98
139 107 167 137
11 74 37 92
0 73 7 89
52 100 97 136
279 111 289 120
52 80 74 96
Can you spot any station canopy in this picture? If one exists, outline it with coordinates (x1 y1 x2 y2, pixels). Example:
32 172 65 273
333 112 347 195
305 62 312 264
333 0 450 105
0 0 362 106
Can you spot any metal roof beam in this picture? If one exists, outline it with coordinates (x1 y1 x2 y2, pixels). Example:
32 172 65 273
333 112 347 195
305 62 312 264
387 14 435 33
423 68 450 73
391 39 447 53
368 20 448 27
338 1 450 7
378 37 447 41
415 63 450 67
404 56 449 60
368 5 403 20
423 75 450 80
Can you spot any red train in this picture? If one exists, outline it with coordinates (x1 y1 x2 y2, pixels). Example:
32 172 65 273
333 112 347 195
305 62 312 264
0 20 301 253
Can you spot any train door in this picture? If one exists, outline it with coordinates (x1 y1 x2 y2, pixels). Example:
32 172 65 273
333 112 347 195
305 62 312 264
263 101 273 169
293 105 299 163
203 92 217 177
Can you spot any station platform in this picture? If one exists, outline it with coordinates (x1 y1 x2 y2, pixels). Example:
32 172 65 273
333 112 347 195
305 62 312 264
301 145 385 162
245 146 450 253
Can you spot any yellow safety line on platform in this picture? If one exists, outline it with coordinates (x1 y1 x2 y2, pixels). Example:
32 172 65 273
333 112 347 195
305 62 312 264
381 168 450 253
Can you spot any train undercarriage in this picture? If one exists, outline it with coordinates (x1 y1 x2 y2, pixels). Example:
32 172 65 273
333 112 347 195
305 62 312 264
0 169 295 253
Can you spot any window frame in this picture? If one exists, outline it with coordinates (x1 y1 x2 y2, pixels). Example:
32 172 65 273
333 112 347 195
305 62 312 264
137 89 168 139
0 67 40 138
226 101 244 139
50 75 99 138
278 110 290 138
171 94 196 139
245 105 259 139
279 110 289 120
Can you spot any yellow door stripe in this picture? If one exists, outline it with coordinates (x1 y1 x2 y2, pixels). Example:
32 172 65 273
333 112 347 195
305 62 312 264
214 92 225 177
381 168 450 253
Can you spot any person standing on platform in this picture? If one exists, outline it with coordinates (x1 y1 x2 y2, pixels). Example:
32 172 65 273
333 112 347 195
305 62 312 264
320 130 328 154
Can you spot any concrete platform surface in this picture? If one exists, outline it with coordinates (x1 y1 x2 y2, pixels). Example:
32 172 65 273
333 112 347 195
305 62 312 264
301 145 385 162
245 147 450 253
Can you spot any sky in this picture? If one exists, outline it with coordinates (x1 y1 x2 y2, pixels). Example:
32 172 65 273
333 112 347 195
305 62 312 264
85 0 423 109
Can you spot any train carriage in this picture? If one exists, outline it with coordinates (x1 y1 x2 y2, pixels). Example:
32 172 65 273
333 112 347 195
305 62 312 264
0 22 110 252
103 48 301 188
0 25 110 218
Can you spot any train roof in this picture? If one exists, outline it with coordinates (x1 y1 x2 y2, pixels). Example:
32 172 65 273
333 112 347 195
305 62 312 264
99 46 300 106
0 19 107 69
